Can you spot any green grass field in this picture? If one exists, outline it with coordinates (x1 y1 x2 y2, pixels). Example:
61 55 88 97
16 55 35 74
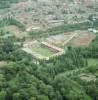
32 46 54 57
88 59 98 66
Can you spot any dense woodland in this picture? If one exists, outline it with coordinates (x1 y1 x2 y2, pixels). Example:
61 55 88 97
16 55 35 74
0 32 98 100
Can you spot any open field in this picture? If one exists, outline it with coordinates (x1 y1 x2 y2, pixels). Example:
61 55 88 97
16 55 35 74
71 32 96 46
46 31 95 48
46 32 78 47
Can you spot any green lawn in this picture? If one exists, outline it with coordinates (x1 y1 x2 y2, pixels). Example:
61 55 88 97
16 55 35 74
32 46 54 57
88 59 98 66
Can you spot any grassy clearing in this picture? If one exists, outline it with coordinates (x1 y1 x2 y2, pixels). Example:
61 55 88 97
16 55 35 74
32 46 54 57
0 61 7 68
0 25 21 33
88 58 98 66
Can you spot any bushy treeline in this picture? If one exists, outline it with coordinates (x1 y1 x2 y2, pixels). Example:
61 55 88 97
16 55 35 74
30 22 93 38
47 22 92 35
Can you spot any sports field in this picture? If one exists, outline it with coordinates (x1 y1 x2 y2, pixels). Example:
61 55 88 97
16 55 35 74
32 46 54 57
71 32 96 46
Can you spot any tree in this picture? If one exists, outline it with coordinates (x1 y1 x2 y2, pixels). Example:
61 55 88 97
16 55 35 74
37 95 49 100
0 91 6 100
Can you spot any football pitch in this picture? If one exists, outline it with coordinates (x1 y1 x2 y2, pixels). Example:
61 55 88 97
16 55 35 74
32 46 54 57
